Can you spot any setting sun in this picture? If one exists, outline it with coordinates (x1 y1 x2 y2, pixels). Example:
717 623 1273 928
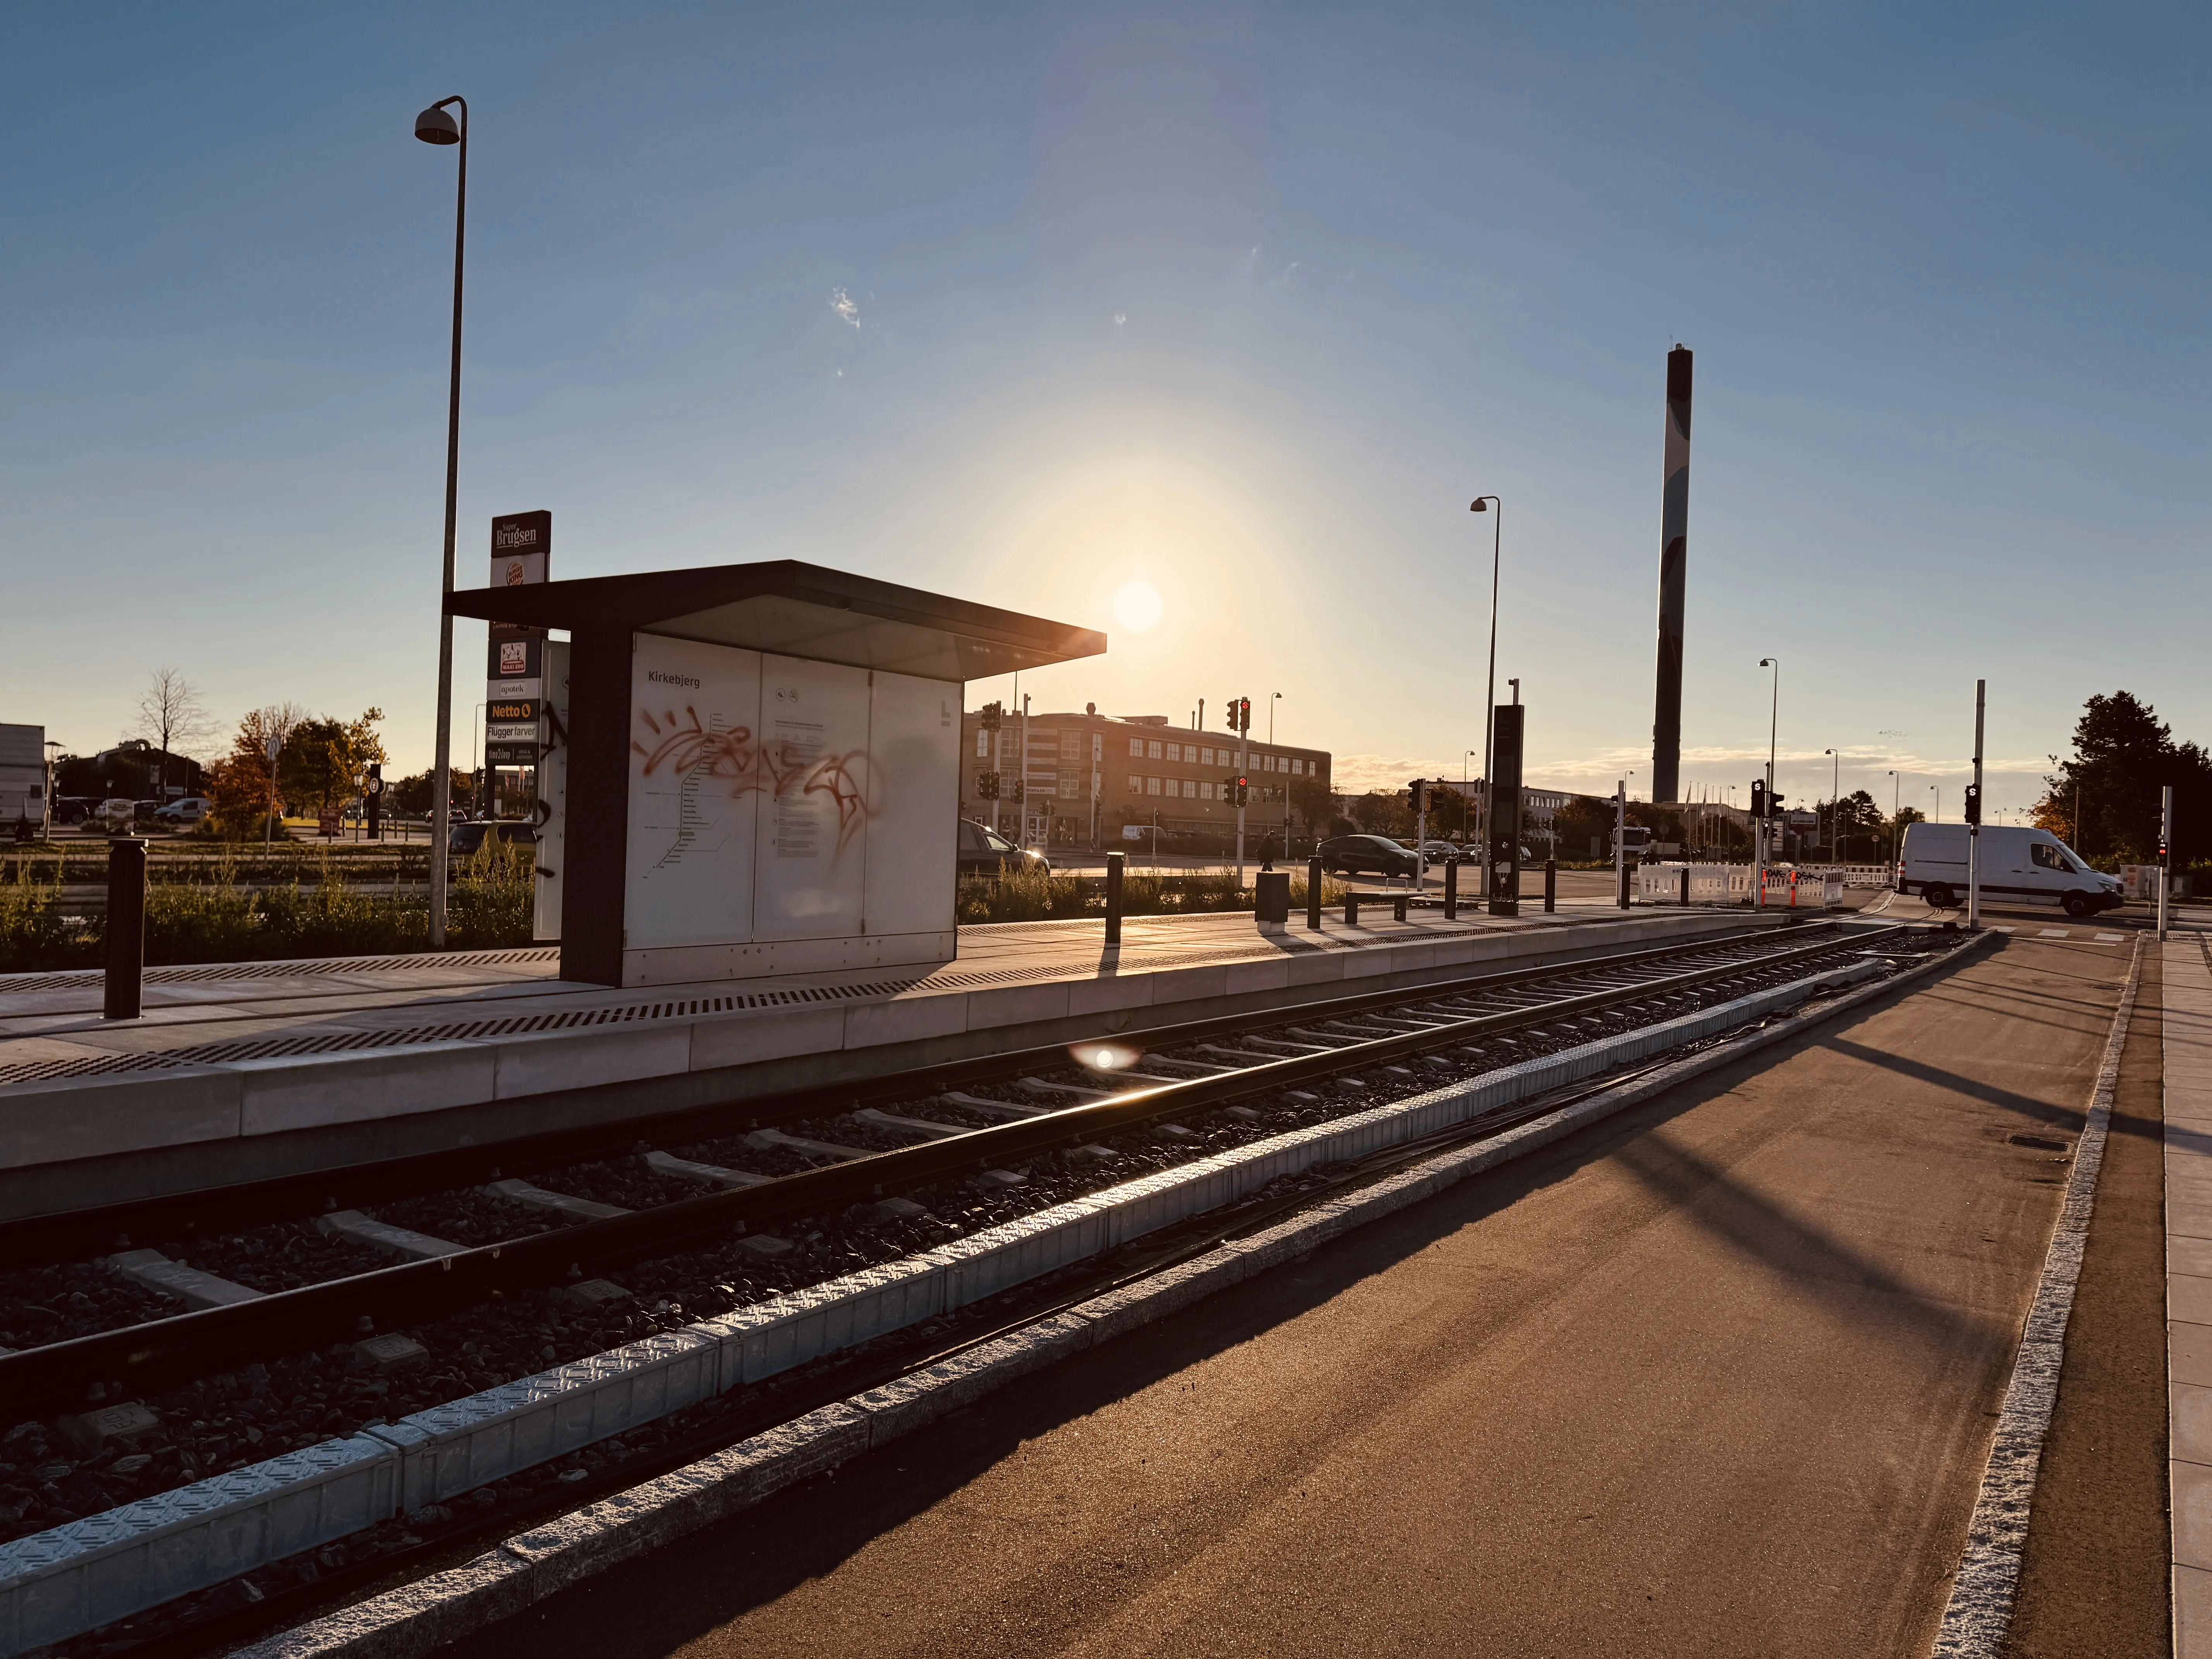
1110 580 1163 634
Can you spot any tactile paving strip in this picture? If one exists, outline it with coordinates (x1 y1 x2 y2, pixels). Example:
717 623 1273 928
0 946 560 995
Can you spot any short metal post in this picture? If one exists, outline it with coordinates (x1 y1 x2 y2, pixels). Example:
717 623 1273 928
1544 858 1556 913
1393 894 1409 922
1307 856 1323 929
1104 851 1124 947
104 836 147 1020
1618 861 1631 909
1444 858 1459 920
1345 892 1361 927
1680 866 1691 907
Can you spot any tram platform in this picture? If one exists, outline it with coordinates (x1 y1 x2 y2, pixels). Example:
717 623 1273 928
0 899 1797 1217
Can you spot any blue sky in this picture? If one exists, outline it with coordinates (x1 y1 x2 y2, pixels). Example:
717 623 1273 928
3 4 2206 819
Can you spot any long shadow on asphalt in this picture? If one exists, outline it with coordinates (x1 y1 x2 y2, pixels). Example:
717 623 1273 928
437 943 2023 1659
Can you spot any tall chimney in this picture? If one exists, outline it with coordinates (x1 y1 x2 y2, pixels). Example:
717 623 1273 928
1650 346 1693 806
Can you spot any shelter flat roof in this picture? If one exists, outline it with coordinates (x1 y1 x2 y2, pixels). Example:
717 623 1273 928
447 560 1104 682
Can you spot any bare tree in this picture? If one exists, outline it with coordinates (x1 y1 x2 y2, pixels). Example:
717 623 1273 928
133 667 217 799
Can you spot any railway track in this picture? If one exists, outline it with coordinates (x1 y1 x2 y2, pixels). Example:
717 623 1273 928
0 919 1953 1637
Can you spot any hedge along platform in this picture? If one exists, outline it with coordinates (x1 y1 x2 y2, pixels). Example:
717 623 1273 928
0 905 1792 1219
446 560 1106 989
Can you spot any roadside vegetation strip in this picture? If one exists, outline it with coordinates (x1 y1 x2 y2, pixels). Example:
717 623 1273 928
0 943 1948 1656
1930 932 2142 1659
234 929 1983 1659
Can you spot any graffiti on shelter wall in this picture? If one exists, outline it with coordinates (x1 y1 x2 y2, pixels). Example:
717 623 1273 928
631 704 872 855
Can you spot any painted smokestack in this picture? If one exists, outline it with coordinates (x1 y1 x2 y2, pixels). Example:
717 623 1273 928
1650 345 1693 806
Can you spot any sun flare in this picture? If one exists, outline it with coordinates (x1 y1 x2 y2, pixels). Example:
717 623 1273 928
1110 580 1163 634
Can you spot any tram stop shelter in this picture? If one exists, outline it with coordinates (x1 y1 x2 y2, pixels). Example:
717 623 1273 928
448 561 1104 989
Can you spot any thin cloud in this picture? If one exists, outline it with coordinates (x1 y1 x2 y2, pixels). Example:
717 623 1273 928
830 287 860 328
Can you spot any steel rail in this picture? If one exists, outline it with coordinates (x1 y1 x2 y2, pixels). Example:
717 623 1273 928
0 925 1901 1416
0 920 1819 1270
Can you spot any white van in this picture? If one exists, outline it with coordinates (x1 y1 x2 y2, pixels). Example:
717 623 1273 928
1899 822 2122 917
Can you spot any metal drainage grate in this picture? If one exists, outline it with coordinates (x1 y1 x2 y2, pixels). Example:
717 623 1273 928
0 974 927 1088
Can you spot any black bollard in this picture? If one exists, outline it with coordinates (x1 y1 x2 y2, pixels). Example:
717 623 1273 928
1393 894 1409 922
1544 859 1556 913
1345 891 1361 927
1444 857 1458 921
1618 861 1632 909
104 836 147 1020
1105 851 1125 947
1680 866 1691 906
1307 856 1324 929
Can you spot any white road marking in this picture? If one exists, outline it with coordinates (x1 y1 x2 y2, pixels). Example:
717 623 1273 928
2095 933 2126 943
1989 925 2017 934
2039 928 2071 938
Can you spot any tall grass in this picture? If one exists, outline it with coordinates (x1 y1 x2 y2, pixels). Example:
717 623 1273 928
0 840 536 973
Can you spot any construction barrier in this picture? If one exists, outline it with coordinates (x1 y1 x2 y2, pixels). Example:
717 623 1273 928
1634 863 1847 909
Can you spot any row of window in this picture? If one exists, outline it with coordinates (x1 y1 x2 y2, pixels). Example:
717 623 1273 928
1125 736 1316 776
1127 775 1286 803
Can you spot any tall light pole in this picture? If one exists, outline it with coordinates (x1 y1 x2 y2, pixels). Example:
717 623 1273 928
1758 656 1779 874
1930 783 1941 823
1463 749 1477 846
415 95 468 950
1888 769 1899 871
1471 495 1501 895
1824 747 1838 860
1269 692 1284 859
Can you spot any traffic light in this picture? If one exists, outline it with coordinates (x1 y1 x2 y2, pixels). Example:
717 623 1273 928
1230 776 1249 807
1232 696 1252 733
977 772 1000 799
1409 778 1427 812
980 701 1003 731
1750 781 1765 821
1963 784 1982 826
1768 791 1784 818
1008 778 1025 804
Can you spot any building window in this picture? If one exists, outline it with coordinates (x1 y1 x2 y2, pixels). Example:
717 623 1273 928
1199 746 1214 766
1165 742 1181 762
1128 773 1143 793
1129 737 1144 757
1290 758 1303 776
1147 739 1163 760
1147 776 1162 795
1201 781 1216 800
1182 779 1197 798
975 730 990 758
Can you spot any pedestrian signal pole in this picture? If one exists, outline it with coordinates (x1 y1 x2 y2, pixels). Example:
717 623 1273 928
2161 785 2174 943
1967 679 1985 932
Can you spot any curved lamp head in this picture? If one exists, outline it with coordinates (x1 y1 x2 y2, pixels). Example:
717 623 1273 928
414 104 461 145
1469 497 1492 513
1760 656 1776 668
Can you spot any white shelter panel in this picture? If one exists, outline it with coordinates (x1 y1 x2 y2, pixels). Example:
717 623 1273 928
624 634 763 950
861 670 960 938
752 654 872 941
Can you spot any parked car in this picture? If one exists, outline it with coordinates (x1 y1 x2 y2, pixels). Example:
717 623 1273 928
154 797 211 826
448 820 538 857
957 818 1049 878
1317 834 1420 879
1899 822 2121 917
1415 839 1464 864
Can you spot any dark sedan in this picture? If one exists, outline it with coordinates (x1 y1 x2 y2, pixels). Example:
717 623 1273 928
1317 834 1419 878
448 820 538 857
958 818 1049 878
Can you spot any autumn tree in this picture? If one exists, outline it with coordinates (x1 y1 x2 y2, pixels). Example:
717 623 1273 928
277 708 386 817
206 704 307 837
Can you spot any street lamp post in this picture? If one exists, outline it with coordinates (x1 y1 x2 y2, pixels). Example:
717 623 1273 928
1888 769 1899 872
1471 495 1501 895
1757 657 1778 893
1930 783 1941 823
1270 692 1283 860
414 94 468 950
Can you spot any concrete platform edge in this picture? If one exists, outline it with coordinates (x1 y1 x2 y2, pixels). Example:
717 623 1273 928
225 938 1981 1659
1927 933 2143 1659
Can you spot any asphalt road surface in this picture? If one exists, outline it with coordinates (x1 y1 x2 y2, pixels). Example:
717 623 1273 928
454 928 2133 1659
